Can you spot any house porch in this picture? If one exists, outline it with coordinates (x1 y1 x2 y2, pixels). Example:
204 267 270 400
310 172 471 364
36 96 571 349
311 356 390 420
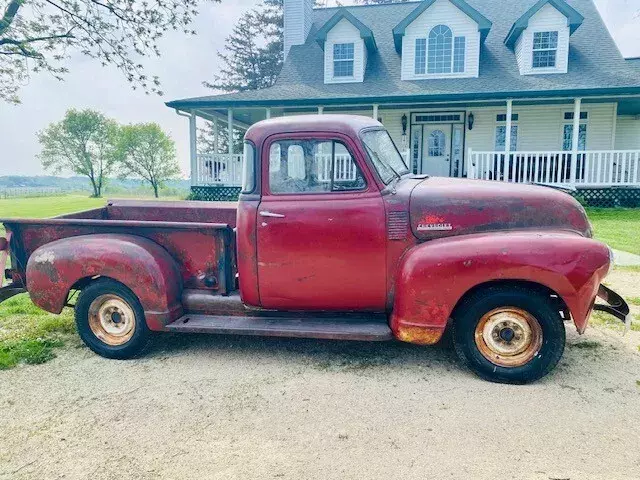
178 95 640 205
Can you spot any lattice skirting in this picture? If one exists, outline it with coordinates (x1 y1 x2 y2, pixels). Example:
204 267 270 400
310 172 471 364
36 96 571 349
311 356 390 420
188 185 640 207
571 187 640 208
190 186 242 201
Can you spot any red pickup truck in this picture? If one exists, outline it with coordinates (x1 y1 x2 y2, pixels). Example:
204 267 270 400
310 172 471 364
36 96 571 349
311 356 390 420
0 115 629 383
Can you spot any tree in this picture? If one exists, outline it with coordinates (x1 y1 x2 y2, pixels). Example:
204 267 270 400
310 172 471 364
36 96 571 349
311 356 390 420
0 0 215 104
38 109 119 197
117 123 180 197
203 0 283 93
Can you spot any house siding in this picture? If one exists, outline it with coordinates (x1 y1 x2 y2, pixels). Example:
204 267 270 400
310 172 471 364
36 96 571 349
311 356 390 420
615 116 640 150
514 3 570 75
401 0 480 80
465 103 616 152
324 19 366 84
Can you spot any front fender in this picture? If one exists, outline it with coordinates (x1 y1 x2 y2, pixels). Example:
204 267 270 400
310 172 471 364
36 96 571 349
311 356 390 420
391 231 610 344
26 234 183 330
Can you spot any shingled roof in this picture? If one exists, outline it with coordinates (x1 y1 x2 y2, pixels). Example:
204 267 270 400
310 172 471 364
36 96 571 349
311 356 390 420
167 0 640 110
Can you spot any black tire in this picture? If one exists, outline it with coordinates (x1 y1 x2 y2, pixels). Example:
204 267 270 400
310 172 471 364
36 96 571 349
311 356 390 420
452 285 566 384
75 278 150 359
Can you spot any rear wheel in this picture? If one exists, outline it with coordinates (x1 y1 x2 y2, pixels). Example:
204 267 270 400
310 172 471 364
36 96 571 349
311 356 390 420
452 286 565 384
75 278 150 359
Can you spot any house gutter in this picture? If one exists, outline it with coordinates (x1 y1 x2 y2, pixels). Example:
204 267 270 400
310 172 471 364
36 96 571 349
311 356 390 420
166 86 640 110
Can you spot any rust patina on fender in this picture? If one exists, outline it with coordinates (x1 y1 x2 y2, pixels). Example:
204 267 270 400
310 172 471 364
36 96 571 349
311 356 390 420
26 234 183 330
391 230 611 344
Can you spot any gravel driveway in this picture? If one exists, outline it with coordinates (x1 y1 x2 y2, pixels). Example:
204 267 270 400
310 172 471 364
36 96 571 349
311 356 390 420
1 291 639 479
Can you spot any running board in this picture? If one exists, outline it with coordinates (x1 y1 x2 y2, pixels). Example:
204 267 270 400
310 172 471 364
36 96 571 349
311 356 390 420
165 314 393 341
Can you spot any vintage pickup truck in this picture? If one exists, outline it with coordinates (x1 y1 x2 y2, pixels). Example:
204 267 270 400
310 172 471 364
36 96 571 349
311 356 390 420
0 115 630 383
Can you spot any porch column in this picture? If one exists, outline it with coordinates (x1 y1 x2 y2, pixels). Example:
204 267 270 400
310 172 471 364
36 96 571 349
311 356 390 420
505 99 513 154
318 106 324 114
372 104 379 121
227 109 234 156
570 98 582 184
189 112 197 186
265 107 271 119
213 118 219 154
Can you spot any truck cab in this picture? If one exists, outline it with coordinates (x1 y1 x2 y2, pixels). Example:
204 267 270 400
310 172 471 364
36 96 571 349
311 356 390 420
0 115 629 384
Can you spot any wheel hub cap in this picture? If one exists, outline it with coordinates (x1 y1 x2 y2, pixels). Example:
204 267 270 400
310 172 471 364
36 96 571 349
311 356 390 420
474 307 543 367
88 294 136 346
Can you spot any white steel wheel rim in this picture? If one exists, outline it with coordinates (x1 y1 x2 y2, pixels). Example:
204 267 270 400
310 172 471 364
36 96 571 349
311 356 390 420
88 294 136 346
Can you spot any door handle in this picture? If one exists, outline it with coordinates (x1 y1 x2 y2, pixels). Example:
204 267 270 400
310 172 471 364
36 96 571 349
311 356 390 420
259 211 285 218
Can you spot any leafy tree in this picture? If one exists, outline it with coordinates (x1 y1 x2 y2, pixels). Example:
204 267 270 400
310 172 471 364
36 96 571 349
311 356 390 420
38 109 119 197
0 0 214 104
117 122 180 197
197 121 243 155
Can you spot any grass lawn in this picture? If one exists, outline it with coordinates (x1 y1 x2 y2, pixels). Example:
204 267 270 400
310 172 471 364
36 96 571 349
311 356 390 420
585 208 640 256
0 195 105 219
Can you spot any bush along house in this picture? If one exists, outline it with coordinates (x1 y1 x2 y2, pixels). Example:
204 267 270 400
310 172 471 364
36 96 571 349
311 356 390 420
167 0 640 206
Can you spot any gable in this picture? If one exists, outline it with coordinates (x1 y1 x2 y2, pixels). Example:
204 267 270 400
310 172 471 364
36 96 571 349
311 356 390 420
315 8 377 52
393 0 491 53
505 0 584 48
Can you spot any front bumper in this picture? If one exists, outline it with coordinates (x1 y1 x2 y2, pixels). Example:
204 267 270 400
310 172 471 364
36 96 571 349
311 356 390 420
594 284 632 332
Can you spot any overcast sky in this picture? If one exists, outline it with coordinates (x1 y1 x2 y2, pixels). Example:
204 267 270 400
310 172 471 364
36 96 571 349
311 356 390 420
0 0 638 177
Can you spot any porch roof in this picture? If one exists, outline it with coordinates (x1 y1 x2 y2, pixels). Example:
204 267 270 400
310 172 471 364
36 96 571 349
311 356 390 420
167 0 640 111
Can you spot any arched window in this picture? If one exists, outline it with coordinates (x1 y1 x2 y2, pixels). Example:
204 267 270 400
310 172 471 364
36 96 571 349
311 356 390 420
428 25 452 74
428 130 446 156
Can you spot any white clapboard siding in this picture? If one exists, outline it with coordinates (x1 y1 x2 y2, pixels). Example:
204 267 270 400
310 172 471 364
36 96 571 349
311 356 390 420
615 116 640 150
402 0 480 80
515 3 570 75
464 103 616 152
324 19 366 84
284 0 313 59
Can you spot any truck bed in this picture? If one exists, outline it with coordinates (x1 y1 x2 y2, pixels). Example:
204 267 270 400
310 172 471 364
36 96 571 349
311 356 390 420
1 199 239 295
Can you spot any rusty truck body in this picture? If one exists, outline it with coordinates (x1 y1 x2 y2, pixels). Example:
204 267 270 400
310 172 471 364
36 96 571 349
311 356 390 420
0 115 629 383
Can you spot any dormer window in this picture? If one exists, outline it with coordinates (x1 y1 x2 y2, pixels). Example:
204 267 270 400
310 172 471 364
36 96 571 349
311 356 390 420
413 25 466 76
532 31 558 68
333 43 354 78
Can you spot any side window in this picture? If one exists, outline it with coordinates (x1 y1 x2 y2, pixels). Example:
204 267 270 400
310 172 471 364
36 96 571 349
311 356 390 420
268 139 366 194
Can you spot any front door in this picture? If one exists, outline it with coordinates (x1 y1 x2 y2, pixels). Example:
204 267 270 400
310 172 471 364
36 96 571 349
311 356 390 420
422 124 451 176
256 133 387 311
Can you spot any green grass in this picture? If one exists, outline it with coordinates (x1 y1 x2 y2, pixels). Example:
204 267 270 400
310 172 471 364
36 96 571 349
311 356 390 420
0 195 105 219
585 208 640 255
0 294 75 370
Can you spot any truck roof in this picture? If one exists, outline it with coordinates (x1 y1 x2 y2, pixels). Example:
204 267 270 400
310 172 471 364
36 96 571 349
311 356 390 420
245 114 382 146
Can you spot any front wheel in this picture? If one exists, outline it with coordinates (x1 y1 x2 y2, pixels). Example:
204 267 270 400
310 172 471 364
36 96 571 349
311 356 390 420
452 286 566 384
75 278 150 359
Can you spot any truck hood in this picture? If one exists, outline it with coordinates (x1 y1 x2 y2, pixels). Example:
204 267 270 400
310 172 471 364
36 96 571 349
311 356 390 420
408 177 591 241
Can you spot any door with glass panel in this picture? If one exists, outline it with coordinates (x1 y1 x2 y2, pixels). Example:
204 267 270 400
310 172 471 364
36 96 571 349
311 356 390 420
422 125 451 177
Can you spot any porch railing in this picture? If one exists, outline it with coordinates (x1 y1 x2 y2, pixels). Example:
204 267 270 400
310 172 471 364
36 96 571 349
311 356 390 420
467 149 640 186
196 153 243 186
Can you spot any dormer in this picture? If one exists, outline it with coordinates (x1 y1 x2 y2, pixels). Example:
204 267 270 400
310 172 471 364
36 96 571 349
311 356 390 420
505 0 584 75
315 9 377 84
392 0 491 80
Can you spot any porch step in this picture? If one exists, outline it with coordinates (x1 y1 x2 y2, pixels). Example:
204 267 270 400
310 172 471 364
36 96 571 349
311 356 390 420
165 314 393 341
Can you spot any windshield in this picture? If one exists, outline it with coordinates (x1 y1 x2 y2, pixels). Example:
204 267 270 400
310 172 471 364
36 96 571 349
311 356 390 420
361 129 409 184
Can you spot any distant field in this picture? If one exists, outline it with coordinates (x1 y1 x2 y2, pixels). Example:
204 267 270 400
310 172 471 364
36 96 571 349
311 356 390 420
0 195 105 219
0 194 183 220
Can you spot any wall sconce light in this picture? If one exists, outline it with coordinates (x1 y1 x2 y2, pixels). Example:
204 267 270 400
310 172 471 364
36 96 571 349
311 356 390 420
467 112 474 130
401 114 408 137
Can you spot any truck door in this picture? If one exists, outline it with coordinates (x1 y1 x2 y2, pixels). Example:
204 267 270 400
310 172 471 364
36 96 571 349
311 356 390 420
256 133 387 311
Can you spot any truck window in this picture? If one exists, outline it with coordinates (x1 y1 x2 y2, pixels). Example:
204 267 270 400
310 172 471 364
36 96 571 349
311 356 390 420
241 141 256 193
361 129 409 184
268 139 366 194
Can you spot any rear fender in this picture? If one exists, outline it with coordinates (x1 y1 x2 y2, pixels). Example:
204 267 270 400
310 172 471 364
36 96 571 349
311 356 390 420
26 234 183 330
391 231 610 344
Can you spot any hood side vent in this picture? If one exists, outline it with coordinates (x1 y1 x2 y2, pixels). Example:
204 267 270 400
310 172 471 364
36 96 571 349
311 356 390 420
387 211 409 240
